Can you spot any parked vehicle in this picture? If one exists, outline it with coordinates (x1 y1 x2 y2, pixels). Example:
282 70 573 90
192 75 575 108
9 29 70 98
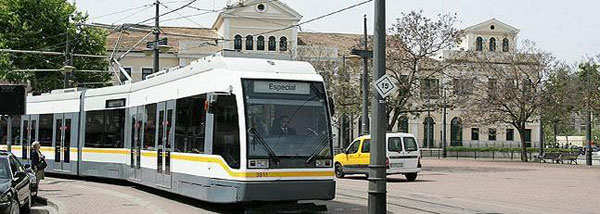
334 133 422 181
0 151 32 214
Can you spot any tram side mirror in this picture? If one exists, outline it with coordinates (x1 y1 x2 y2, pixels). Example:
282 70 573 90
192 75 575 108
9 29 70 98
328 97 335 116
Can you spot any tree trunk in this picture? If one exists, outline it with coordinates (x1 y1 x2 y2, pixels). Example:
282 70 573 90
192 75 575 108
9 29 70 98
518 128 528 162
553 122 558 148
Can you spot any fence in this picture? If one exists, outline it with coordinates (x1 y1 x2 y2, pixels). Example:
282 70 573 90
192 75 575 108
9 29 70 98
417 139 545 149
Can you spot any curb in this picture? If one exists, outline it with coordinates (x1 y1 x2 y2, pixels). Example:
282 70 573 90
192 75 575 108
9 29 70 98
33 196 60 214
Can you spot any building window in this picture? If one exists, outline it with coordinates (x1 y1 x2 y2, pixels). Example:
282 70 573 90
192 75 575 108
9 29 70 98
245 35 253 50
257 36 265 50
279 36 287 52
502 38 509 52
488 128 497 141
489 37 496 52
142 68 153 80
452 78 473 96
421 78 440 99
234 35 242 50
450 117 462 146
476 37 483 51
397 116 408 133
175 95 206 154
506 128 514 141
487 78 497 99
471 128 479 141
423 117 435 148
525 129 532 147
268 36 276 51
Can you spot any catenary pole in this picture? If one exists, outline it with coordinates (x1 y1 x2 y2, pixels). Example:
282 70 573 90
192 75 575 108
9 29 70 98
586 68 592 166
368 0 386 213
442 78 447 157
153 0 160 74
361 14 370 135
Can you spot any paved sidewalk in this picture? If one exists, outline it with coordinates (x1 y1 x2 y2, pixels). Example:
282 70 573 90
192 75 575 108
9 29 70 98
37 177 219 214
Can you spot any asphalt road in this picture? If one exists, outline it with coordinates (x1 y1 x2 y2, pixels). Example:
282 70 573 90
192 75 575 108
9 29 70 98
37 159 600 213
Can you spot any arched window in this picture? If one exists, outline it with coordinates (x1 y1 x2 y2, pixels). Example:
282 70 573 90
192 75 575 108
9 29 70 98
245 35 253 50
489 37 496 52
476 37 483 51
423 117 435 148
234 35 242 50
450 117 463 146
279 36 288 52
502 38 509 52
397 116 409 133
268 36 276 51
257 36 265 50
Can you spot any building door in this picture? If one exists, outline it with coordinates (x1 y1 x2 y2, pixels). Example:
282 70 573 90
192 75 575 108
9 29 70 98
156 100 175 188
450 117 463 146
19 115 38 161
423 117 435 148
53 113 78 172
129 106 143 181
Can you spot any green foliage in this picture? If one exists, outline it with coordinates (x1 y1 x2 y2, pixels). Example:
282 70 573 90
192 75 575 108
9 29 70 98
0 0 110 93
447 146 578 153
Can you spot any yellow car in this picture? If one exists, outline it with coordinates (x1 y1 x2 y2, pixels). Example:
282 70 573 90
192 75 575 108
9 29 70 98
334 133 421 181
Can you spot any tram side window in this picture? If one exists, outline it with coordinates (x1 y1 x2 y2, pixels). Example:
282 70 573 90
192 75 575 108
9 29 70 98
144 104 157 151
175 95 206 154
38 114 53 147
85 109 125 148
213 95 240 169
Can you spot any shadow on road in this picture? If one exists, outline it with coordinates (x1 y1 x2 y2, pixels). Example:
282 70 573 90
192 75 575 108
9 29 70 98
339 175 435 183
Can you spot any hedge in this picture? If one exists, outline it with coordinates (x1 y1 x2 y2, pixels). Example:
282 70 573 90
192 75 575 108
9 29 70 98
446 147 578 153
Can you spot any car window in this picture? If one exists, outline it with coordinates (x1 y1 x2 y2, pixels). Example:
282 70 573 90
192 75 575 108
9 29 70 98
347 141 360 154
361 139 370 153
8 157 19 175
0 160 9 179
388 137 403 152
403 137 418 151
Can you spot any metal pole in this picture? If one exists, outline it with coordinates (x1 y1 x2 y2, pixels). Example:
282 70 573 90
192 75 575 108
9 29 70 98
586 67 593 166
442 78 447 157
153 0 160 74
64 19 71 89
368 0 386 213
361 14 370 135
539 117 544 157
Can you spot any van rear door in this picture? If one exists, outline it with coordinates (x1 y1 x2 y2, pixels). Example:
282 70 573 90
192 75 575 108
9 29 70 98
387 137 404 169
402 136 420 169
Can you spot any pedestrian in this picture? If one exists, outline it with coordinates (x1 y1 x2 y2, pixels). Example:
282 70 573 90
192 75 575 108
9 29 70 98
30 141 46 185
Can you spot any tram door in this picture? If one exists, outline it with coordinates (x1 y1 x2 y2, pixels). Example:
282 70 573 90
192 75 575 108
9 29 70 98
129 107 143 181
156 100 175 188
19 115 38 160
53 113 77 172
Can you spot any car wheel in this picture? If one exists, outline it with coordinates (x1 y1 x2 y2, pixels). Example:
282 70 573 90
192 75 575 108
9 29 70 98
405 173 418 181
21 193 31 214
10 198 19 214
335 163 345 178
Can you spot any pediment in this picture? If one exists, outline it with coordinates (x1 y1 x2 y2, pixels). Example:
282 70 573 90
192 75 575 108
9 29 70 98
225 0 301 20
464 18 519 35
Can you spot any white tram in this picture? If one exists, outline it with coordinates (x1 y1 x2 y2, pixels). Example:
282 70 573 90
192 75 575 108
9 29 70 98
7 54 336 203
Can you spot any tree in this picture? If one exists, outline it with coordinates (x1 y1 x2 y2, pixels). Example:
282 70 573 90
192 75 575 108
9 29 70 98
456 41 554 162
541 63 579 147
385 10 461 130
0 0 110 93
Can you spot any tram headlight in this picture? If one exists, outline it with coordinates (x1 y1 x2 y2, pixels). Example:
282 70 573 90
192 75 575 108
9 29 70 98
248 159 269 169
315 159 332 168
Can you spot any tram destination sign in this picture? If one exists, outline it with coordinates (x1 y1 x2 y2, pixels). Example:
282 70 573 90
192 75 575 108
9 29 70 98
0 84 25 115
254 81 310 95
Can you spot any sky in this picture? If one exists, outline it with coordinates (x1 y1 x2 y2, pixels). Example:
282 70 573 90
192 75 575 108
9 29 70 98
75 0 600 64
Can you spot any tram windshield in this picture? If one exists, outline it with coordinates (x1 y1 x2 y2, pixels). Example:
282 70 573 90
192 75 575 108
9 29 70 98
243 79 332 168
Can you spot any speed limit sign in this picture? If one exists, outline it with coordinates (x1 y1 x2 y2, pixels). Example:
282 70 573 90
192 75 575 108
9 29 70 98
375 74 397 98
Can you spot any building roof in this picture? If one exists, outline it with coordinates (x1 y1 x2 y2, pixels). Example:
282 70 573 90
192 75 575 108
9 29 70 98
105 26 220 53
463 18 520 34
297 32 364 56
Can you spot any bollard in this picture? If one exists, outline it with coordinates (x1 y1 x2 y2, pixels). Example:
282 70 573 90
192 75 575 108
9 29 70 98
492 151 495 160
474 151 477 159
511 151 514 160
456 150 459 159
437 149 440 159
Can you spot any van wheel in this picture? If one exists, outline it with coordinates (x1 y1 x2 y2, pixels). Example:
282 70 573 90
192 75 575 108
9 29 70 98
405 173 418 181
335 163 345 178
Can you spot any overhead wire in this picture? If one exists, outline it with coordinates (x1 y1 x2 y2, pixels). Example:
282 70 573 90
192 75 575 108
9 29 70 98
159 0 280 24
136 0 198 25
91 3 154 20
159 2 207 28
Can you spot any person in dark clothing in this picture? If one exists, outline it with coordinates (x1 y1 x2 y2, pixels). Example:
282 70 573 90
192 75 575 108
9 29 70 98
30 141 45 185
271 115 296 135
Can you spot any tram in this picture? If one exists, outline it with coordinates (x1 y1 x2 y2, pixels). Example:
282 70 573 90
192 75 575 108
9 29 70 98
5 54 336 203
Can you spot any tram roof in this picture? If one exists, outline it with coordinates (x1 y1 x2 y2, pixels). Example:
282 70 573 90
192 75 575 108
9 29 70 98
27 54 319 101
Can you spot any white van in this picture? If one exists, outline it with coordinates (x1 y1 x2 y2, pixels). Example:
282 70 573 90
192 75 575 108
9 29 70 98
334 132 422 181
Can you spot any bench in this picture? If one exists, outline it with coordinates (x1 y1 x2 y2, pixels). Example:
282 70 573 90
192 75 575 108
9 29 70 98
558 153 579 165
540 152 561 163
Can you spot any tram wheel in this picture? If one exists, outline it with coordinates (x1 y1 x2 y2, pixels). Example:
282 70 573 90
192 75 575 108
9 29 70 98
335 163 345 178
